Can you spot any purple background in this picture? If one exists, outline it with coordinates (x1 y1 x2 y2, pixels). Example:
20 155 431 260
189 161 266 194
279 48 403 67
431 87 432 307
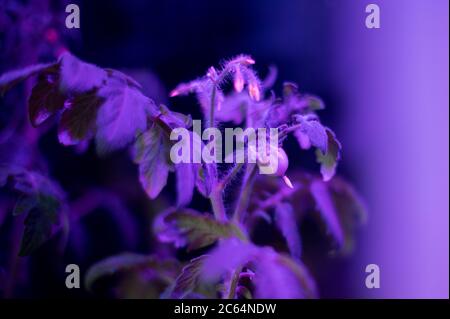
331 0 449 298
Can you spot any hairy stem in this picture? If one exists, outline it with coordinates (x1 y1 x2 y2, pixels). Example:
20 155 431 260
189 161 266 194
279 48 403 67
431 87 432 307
209 188 227 221
209 85 217 127
218 163 244 191
233 165 258 223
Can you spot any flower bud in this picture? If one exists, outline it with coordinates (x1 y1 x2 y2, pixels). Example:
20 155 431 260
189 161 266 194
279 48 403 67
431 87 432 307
234 67 244 92
249 82 261 101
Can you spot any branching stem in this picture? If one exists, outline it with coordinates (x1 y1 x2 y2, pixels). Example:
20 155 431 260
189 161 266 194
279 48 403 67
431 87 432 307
218 163 244 191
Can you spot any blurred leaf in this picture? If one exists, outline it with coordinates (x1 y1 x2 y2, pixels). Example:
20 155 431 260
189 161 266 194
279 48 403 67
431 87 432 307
201 239 256 282
302 95 325 111
249 172 365 254
274 202 302 260
170 255 208 298
236 285 253 299
0 62 58 96
175 163 195 207
328 177 368 254
202 239 317 299
310 179 344 248
160 209 246 251
85 253 178 293
13 195 38 216
19 197 60 256
28 70 66 127
274 254 318 299
0 165 65 256
0 164 21 187
316 128 341 182
294 116 328 154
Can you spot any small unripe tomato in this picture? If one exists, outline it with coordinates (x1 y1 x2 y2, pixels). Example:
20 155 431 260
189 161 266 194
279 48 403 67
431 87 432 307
273 147 289 176
257 146 293 188
257 146 288 175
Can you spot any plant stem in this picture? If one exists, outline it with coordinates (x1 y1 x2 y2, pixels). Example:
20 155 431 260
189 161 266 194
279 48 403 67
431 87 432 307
226 266 243 299
233 164 258 223
218 163 244 191
209 188 227 221
209 85 217 127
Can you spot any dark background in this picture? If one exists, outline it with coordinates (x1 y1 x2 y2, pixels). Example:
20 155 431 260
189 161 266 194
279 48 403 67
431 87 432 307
0 0 358 298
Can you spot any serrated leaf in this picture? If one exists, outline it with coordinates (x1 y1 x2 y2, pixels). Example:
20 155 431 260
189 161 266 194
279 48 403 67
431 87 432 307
59 52 107 93
158 104 192 128
0 62 58 96
58 90 104 145
161 210 246 251
274 202 302 260
133 124 171 199
95 76 154 154
295 117 328 154
171 255 208 298
282 83 324 112
84 253 178 292
316 128 341 182
28 71 66 127
310 179 344 248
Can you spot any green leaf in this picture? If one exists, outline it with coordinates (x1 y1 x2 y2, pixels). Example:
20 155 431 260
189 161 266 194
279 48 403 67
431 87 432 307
19 197 60 256
303 95 325 111
310 179 344 248
162 209 246 251
327 177 368 254
28 69 66 127
0 165 65 256
0 62 58 96
236 285 253 299
13 195 38 216
170 255 209 298
316 128 341 182
58 90 104 145
274 202 302 260
133 124 171 199
85 253 178 292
